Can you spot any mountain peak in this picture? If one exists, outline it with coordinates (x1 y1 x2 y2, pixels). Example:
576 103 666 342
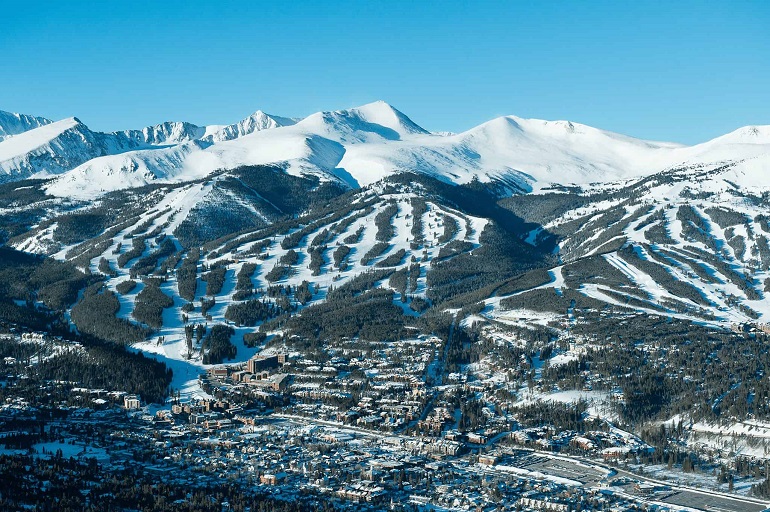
732 125 770 142
203 109 295 143
350 100 428 135
2 102 768 196
0 110 54 141
701 124 770 147
296 101 428 143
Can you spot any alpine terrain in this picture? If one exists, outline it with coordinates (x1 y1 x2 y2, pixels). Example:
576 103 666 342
2 101 770 510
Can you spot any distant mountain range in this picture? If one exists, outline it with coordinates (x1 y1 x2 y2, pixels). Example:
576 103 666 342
1 101 768 199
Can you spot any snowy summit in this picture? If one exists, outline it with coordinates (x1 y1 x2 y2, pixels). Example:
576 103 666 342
0 102 767 198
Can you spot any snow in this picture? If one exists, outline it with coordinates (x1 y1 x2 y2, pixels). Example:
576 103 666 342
0 117 81 163
33 440 109 461
5 102 770 401
0 110 52 141
2 100 764 198
202 110 296 142
549 353 578 367
516 389 615 419
46 141 209 197
496 463 584 487
43 188 488 402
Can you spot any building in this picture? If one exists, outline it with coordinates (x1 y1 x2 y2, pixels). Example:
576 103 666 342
248 354 279 373
518 497 570 512
232 370 249 382
478 453 499 466
247 373 290 392
260 472 286 485
209 367 228 379
124 395 141 410
467 432 488 444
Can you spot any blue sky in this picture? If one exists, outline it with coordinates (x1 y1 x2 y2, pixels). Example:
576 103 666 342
2 1 768 144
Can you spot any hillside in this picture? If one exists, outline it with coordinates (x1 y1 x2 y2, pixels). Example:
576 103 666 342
1 101 767 198
0 103 769 436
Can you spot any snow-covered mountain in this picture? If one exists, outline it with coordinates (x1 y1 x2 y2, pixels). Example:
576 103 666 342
202 110 297 142
1 100 768 199
2 102 770 398
0 117 114 180
0 109 296 186
4 100 770 440
0 110 52 141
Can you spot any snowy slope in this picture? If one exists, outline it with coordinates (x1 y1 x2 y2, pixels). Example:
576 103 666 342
339 115 770 190
117 121 206 146
47 141 212 194
0 110 52 141
484 156 770 327
115 111 296 146
202 110 297 142
20 182 488 396
2 101 769 198
0 108 296 187
0 118 112 182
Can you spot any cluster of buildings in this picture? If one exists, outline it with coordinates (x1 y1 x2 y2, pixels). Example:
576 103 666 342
3 319 767 511
207 353 291 392
509 427 652 460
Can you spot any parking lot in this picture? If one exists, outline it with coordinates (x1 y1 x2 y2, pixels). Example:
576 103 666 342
656 489 767 512
509 453 607 486
506 451 769 512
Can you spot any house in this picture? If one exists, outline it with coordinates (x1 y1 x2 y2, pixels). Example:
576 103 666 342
260 472 286 485
478 453 499 466
124 395 141 410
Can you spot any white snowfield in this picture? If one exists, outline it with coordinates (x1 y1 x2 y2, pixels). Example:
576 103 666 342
0 102 768 198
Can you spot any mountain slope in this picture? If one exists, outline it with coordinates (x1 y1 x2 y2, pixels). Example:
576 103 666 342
0 110 52 141
0 118 114 182
0 109 297 187
202 110 297 142
2 157 769 406
3 101 769 199
491 159 770 326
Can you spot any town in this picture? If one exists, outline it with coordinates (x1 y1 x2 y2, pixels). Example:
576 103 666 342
3 324 770 512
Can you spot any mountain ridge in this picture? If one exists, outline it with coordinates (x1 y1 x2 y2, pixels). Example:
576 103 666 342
0 110 53 141
0 101 768 199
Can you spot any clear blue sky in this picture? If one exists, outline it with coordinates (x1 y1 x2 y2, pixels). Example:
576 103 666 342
3 1 768 144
